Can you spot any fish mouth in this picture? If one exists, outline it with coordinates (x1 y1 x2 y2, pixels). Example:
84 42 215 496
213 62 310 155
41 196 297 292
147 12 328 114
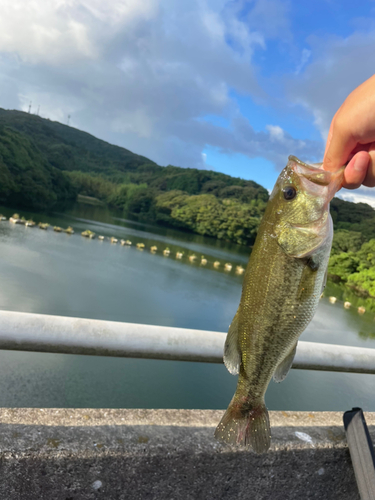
288 155 345 202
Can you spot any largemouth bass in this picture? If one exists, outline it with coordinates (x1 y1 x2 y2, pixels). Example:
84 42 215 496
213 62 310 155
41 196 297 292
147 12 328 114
214 155 345 453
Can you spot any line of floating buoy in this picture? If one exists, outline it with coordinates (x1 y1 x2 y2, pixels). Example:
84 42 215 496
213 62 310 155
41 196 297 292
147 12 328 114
3 213 248 275
328 296 369 315
81 230 95 239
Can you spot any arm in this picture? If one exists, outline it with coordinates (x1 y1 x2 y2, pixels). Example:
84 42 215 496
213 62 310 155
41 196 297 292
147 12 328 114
323 74 375 189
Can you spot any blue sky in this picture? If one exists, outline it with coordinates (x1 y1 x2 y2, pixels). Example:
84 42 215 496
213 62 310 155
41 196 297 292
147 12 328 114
0 0 374 205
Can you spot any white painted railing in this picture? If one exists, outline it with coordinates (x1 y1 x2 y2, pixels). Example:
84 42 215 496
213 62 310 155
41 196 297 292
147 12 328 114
0 310 374 374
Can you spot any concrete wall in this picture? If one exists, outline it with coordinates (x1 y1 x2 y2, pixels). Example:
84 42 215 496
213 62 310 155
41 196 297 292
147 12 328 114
0 409 373 499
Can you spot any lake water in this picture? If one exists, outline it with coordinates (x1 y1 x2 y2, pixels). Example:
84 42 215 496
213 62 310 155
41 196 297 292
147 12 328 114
0 203 374 412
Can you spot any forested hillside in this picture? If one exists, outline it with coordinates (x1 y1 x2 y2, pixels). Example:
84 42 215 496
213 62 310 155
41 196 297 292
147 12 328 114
0 126 76 209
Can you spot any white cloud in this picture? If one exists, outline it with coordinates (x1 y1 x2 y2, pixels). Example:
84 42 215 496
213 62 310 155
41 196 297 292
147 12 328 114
0 0 321 176
338 186 375 209
288 30 375 140
0 0 158 64
295 48 311 75
266 125 284 141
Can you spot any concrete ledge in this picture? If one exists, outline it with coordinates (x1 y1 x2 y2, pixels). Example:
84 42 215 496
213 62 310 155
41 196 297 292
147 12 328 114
0 409 373 499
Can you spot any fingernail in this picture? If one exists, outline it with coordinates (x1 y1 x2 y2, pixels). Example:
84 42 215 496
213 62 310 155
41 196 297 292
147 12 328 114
353 153 369 172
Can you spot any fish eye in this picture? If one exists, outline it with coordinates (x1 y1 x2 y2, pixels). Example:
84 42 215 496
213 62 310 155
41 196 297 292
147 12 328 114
283 186 297 201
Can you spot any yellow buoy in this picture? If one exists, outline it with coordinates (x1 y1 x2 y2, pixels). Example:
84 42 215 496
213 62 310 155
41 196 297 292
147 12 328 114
358 306 366 315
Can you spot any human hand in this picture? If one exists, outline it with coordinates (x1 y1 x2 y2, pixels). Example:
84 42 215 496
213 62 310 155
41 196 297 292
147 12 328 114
323 74 375 189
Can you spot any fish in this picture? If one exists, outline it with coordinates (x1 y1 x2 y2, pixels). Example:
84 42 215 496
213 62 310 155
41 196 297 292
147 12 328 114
214 155 345 453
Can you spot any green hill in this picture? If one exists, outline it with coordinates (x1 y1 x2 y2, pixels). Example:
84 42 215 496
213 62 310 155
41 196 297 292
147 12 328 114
0 126 76 210
0 109 156 177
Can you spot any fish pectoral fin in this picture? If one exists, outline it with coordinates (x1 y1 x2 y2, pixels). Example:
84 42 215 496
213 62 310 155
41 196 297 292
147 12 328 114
273 343 297 383
223 308 241 375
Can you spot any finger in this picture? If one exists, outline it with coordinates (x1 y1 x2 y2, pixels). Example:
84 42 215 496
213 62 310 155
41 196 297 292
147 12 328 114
342 151 370 189
323 119 357 173
363 148 375 187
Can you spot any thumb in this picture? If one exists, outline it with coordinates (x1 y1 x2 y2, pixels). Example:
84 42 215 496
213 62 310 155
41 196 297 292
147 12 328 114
323 122 356 172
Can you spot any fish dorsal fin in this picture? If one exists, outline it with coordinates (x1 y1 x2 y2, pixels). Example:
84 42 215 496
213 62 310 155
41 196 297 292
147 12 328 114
223 308 241 375
273 343 297 383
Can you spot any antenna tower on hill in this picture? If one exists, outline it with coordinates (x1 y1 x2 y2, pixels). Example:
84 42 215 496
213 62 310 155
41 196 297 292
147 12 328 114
67 115 71 126
28 101 32 113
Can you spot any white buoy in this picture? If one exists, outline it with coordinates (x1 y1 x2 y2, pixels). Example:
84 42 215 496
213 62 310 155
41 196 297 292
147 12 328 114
344 302 351 309
358 306 366 315
329 296 337 304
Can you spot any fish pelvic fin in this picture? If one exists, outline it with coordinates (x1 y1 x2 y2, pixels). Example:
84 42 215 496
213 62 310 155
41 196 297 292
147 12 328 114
214 399 270 454
223 308 240 375
273 343 297 383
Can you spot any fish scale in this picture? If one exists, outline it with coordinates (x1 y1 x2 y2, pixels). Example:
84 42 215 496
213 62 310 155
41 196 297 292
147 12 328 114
215 155 345 453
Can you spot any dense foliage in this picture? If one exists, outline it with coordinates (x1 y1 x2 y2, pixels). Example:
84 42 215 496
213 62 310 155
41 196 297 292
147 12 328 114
0 126 76 209
154 191 266 245
329 228 375 297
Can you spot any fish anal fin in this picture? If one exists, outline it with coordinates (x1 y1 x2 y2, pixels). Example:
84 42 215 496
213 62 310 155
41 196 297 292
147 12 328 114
223 308 240 375
273 343 297 383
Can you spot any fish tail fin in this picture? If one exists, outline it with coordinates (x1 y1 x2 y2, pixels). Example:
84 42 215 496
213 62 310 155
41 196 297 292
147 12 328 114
214 399 270 453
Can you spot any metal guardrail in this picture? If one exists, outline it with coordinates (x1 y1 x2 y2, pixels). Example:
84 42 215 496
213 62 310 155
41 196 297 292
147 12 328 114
0 310 374 374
